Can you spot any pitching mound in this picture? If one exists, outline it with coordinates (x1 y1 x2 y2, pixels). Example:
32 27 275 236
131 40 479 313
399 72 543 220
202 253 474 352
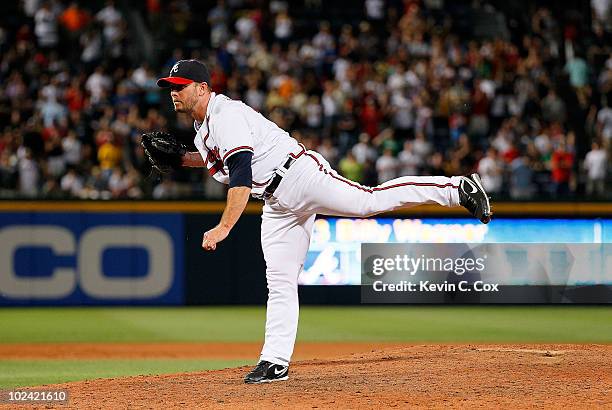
10 344 612 409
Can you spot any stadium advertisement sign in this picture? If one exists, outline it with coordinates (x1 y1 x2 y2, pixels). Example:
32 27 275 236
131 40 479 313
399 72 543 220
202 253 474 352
303 218 611 287
0 213 184 305
1 212 609 305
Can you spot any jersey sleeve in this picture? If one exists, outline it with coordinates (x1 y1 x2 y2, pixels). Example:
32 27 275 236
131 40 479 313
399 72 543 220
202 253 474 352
227 151 253 188
214 107 255 164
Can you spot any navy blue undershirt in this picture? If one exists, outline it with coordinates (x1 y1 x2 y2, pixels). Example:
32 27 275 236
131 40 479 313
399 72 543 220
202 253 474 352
227 151 253 188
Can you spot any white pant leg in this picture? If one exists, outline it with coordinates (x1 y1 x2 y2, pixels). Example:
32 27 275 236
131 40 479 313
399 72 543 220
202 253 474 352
259 201 315 366
279 152 461 217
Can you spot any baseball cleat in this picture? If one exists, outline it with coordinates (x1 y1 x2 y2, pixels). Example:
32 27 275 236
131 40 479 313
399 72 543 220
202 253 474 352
459 173 492 224
244 361 289 384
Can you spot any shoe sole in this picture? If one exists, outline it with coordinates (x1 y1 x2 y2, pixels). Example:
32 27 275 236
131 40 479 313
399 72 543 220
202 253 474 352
244 375 289 384
469 173 492 224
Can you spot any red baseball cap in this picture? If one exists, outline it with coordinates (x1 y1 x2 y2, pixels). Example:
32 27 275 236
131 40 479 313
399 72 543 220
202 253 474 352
156 59 211 87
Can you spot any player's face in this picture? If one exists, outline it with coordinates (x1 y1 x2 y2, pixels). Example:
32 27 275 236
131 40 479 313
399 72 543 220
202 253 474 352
170 83 197 113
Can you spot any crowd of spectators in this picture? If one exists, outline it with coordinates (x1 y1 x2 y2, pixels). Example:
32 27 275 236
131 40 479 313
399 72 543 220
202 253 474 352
0 0 610 200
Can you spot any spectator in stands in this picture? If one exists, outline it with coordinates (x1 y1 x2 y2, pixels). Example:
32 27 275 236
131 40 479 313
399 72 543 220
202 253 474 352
376 147 399 184
80 26 102 66
235 10 257 42
0 150 17 192
34 2 59 49
18 148 39 197
0 0 609 200
510 155 535 200
317 137 338 167
153 177 179 199
412 132 433 162
107 167 126 197
565 52 589 89
97 134 122 179
95 0 125 58
597 101 612 146
542 89 566 124
207 0 229 48
123 166 143 199
477 148 504 194
550 139 574 195
352 133 377 165
37 93 67 127
274 10 293 47
59 2 90 47
338 151 364 183
82 166 109 199
60 167 83 197
584 140 608 196
62 130 82 166
398 141 422 176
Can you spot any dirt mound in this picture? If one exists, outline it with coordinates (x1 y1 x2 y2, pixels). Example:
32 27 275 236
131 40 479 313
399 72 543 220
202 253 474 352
0 342 406 360
7 344 612 409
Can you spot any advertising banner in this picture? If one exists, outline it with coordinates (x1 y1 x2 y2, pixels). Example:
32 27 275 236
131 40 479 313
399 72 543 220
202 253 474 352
0 213 184 305
303 218 610 286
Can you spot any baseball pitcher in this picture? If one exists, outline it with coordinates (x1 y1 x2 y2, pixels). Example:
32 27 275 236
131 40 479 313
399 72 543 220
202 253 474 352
143 59 492 384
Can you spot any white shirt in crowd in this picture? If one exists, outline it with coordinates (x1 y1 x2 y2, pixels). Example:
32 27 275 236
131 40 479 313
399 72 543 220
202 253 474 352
86 70 112 102
584 148 608 180
245 88 265 112
81 31 102 63
534 132 552 154
365 0 385 19
477 156 503 193
332 58 350 83
390 92 414 130
62 135 82 165
61 172 84 196
274 14 292 39
18 156 39 197
23 0 41 17
597 107 612 141
398 146 422 175
376 153 399 184
412 137 432 159
235 15 256 40
153 180 179 199
352 139 377 164
131 65 151 88
41 82 60 102
387 69 406 92
591 0 610 23
96 4 123 43
305 100 322 128
312 30 334 51
321 92 339 118
34 6 58 47
108 170 127 193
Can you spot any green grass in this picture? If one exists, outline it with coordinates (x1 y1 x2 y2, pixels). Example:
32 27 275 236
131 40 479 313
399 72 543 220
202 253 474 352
0 359 248 388
0 306 610 343
0 306 609 388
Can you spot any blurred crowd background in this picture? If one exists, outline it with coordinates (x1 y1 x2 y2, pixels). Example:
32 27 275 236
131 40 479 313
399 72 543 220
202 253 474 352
0 0 610 200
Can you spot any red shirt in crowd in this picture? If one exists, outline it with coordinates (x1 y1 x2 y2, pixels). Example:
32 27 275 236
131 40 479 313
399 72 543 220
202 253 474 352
360 98 382 137
551 150 574 183
59 5 90 32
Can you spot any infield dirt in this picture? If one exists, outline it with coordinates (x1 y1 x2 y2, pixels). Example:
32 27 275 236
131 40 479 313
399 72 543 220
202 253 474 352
4 343 611 409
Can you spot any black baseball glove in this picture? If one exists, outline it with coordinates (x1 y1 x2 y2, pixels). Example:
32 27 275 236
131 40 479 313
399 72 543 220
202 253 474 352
141 131 187 174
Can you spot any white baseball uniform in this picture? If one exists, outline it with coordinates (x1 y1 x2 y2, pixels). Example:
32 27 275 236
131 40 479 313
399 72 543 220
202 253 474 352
195 92 462 366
